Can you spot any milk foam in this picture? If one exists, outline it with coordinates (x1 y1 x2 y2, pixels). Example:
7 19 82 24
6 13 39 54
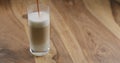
28 12 49 27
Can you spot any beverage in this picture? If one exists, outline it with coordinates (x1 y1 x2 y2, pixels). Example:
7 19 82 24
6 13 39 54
28 11 50 56
27 0 50 56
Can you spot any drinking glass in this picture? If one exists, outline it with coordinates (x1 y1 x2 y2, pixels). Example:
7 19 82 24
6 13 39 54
27 4 50 56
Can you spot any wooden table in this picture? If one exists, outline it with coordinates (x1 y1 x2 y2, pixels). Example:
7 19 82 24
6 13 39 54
0 0 120 63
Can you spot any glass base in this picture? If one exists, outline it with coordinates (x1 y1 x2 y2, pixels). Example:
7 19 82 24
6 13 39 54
30 48 49 56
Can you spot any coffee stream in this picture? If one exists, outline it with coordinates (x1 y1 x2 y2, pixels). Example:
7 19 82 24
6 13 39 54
36 0 40 15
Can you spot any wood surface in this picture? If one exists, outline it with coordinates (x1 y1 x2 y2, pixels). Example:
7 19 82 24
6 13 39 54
0 0 120 63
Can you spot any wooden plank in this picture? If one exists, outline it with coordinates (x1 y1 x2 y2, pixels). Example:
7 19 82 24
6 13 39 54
1 0 120 63
0 0 35 63
83 0 120 39
50 2 88 63
50 0 120 63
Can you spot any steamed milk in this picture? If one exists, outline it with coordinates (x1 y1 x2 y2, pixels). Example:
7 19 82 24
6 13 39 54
28 11 50 52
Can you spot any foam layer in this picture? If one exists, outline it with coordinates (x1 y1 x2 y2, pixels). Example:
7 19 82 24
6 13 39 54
28 12 50 27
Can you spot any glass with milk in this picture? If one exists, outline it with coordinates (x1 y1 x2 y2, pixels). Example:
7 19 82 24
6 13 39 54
27 4 50 56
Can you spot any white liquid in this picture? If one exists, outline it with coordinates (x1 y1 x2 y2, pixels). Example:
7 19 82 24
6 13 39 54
28 12 50 28
28 12 50 56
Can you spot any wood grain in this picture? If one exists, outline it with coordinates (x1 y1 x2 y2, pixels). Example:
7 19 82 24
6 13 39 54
1 0 120 63
0 0 34 63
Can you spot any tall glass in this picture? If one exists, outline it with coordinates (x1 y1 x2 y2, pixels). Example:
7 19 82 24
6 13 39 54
27 4 50 56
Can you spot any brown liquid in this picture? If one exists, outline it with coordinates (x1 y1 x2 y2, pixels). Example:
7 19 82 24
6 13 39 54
30 26 49 45
36 0 40 15
29 25 50 51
